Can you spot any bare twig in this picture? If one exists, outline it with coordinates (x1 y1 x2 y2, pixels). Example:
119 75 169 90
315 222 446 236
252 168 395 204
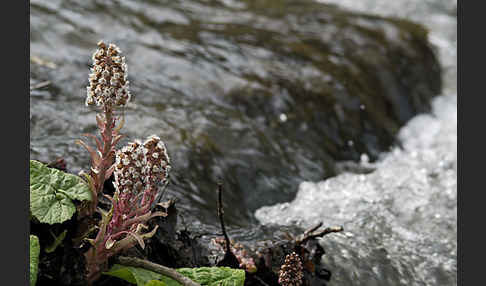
304 222 323 237
296 223 343 245
115 256 200 286
217 182 231 254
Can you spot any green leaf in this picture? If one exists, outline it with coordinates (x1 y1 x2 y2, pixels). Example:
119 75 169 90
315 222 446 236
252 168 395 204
104 265 245 286
30 160 92 224
45 229 68 253
174 267 245 286
145 280 167 286
30 235 40 286
104 264 164 286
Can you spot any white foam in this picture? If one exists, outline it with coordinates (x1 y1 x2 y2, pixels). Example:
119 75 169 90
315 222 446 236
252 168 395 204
255 0 457 284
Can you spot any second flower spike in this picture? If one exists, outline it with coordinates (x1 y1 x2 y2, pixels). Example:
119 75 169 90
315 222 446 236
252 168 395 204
113 135 171 194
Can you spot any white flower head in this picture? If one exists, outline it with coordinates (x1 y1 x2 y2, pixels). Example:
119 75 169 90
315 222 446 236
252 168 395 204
86 41 130 107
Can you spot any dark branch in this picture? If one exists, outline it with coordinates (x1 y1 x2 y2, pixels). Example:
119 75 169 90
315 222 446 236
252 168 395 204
217 181 231 254
115 256 200 286
215 181 240 268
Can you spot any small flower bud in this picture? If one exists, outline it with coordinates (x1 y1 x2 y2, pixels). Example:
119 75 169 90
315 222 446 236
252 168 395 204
279 252 304 286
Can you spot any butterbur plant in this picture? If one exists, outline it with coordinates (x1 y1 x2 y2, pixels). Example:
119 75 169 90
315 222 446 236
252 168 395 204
76 40 130 213
76 41 172 283
84 136 171 283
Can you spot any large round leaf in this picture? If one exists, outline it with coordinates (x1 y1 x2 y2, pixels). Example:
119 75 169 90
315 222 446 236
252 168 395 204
104 265 245 286
30 160 92 224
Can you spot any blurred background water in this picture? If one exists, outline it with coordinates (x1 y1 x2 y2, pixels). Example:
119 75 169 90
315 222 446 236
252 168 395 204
30 0 456 284
256 0 457 285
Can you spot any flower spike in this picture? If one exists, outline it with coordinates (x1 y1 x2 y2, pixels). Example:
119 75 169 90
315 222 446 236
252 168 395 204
86 41 131 108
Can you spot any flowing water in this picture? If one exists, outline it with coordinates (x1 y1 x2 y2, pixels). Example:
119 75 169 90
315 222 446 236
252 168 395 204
256 0 457 285
30 0 442 226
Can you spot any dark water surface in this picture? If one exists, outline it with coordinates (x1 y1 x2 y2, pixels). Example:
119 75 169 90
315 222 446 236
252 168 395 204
30 0 441 226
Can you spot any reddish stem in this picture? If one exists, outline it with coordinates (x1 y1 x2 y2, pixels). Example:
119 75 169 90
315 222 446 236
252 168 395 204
89 106 117 214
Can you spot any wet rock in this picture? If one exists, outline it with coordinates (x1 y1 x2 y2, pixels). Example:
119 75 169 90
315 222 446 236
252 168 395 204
125 201 338 286
30 0 441 225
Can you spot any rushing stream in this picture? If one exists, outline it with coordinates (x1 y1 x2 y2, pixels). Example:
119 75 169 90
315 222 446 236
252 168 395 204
30 0 442 227
256 0 457 285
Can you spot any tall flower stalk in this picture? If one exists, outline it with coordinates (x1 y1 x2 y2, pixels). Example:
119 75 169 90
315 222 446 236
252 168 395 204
77 40 131 214
78 41 173 284
84 136 171 283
